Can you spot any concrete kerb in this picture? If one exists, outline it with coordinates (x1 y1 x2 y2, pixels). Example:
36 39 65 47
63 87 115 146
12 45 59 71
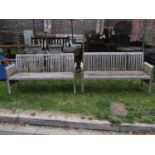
0 112 155 133
119 123 155 133
0 113 18 123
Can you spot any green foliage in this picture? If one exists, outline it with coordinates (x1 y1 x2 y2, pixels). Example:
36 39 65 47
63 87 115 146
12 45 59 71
114 21 132 36
74 47 81 56
2 48 24 55
108 115 122 124
141 115 155 123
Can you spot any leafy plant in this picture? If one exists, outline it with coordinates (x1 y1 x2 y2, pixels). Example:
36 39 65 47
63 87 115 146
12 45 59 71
108 115 122 124
114 21 132 36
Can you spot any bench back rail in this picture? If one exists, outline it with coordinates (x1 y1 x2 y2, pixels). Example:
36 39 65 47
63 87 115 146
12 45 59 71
84 52 144 71
16 53 74 72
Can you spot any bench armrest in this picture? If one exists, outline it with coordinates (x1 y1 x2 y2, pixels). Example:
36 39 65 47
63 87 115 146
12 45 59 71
5 64 16 78
143 62 154 77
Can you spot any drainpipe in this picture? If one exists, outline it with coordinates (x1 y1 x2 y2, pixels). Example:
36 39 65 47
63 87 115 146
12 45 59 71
96 19 100 34
100 19 104 35
32 19 36 37
71 19 74 43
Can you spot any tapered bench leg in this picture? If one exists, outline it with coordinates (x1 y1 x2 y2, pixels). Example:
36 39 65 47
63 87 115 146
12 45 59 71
141 80 143 87
73 78 76 94
7 79 11 95
148 79 152 94
81 78 84 93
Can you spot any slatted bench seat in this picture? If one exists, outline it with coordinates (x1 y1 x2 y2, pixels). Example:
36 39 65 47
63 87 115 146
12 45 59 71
9 72 74 80
81 52 154 93
5 53 76 94
84 71 150 79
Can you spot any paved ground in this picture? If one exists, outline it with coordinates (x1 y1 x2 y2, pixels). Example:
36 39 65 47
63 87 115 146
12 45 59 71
0 109 155 134
0 123 126 135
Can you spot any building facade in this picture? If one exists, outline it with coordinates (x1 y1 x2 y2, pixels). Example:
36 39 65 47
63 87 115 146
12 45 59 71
0 19 155 45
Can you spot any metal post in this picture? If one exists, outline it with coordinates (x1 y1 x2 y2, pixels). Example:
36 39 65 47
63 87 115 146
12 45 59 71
71 19 74 43
32 19 36 37
82 19 85 59
81 19 85 93
15 20 20 53
142 19 148 52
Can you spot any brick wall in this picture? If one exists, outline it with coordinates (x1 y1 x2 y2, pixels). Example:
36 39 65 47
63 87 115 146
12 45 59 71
104 19 142 41
104 19 155 44
50 19 97 34
0 19 43 44
145 20 155 45
0 19 97 44
0 19 155 45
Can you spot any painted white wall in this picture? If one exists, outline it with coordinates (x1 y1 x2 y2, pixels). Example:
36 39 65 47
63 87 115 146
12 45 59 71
23 30 33 45
96 19 104 34
96 19 100 34
44 19 52 33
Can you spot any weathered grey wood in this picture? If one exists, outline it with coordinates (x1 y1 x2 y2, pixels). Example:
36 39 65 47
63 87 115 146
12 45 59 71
73 63 77 94
16 54 74 73
48 46 62 54
143 62 154 94
84 71 150 79
5 64 17 94
5 64 16 77
9 72 74 80
84 52 144 71
6 80 11 95
82 52 154 93
5 53 76 94
148 80 152 94
143 62 154 77
24 47 43 54
80 62 84 93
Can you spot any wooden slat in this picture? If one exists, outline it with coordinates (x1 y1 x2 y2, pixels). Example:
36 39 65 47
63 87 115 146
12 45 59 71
84 52 144 71
84 71 150 80
9 72 74 80
16 53 74 73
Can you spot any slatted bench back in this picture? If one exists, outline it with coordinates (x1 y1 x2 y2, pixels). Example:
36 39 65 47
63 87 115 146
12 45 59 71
83 52 144 71
16 53 74 72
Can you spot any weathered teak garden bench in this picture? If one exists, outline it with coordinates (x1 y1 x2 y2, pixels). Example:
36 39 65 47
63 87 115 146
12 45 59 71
5 53 76 94
81 52 154 94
